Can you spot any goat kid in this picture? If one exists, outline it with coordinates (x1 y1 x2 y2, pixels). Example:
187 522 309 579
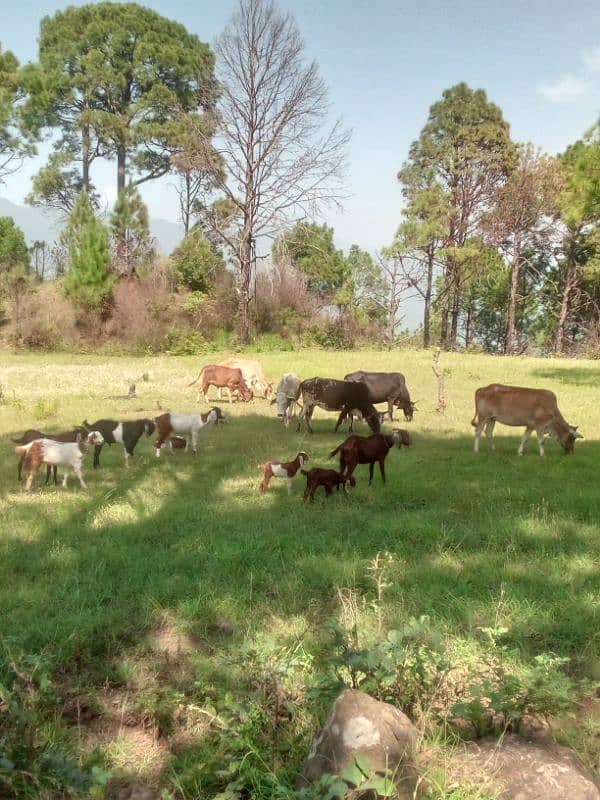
257 451 308 494
83 418 155 468
154 408 226 456
330 429 411 485
13 427 87 484
15 431 104 491
301 468 356 502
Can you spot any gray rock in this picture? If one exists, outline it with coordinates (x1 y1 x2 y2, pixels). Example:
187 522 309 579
298 689 420 799
446 734 600 800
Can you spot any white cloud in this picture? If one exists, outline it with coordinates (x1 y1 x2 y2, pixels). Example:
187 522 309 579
539 74 590 103
582 46 600 73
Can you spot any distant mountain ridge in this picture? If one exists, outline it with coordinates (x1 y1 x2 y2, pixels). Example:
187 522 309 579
0 197 184 255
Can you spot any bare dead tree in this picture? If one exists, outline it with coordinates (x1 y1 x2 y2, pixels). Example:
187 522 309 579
201 0 350 342
432 347 446 413
373 254 406 350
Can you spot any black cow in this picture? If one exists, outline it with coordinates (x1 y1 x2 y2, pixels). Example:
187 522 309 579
82 418 155 468
296 378 381 434
344 371 416 422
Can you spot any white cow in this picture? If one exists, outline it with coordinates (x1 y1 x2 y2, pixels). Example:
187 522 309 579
271 373 301 426
217 358 273 399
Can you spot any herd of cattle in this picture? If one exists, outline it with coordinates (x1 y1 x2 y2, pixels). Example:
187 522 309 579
10 357 583 496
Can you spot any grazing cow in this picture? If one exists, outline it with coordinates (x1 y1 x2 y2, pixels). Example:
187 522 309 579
13 427 87 484
330 430 410 485
301 468 356 502
258 451 309 494
296 378 381 434
82 418 155 468
344 371 416 422
188 365 253 404
15 431 104 491
271 373 302 425
218 358 273 399
472 384 583 456
154 407 226 456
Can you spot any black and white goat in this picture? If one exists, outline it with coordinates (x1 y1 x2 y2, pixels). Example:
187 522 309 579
15 431 104 491
82 418 156 468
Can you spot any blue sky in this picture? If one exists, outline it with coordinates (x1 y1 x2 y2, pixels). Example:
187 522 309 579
3 0 600 254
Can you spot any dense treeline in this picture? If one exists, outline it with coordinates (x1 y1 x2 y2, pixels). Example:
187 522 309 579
0 0 599 354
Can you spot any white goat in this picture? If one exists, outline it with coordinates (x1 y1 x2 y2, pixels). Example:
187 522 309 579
15 431 104 491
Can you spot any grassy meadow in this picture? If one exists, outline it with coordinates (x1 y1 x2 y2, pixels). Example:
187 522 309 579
1 348 600 797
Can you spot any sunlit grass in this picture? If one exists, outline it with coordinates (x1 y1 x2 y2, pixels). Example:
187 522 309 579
1 348 599 789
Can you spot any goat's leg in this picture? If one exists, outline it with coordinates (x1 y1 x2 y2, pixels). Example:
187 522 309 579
368 462 375 485
17 457 23 482
25 470 34 492
74 464 87 489
155 432 168 457
379 459 386 484
93 443 103 469
286 478 292 495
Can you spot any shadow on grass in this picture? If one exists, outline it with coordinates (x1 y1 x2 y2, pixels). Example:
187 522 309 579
1 416 599 686
532 366 600 387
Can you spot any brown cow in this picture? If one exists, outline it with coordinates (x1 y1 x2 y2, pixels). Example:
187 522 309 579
188 365 253 404
218 358 273 399
472 384 583 456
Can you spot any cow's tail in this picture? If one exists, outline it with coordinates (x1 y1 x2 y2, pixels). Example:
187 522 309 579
188 366 206 387
329 444 342 458
471 413 479 428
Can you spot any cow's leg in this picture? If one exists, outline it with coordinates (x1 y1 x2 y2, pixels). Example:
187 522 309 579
191 429 198 455
202 382 209 404
379 459 386 484
217 387 222 401
388 398 394 422
334 409 346 433
44 464 52 485
227 386 233 404
298 404 314 433
62 469 69 488
484 420 496 451
518 427 533 456
368 462 375 485
473 419 486 453
535 428 545 457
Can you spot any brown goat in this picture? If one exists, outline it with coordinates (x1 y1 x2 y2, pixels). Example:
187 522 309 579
301 467 356 502
258 451 308 494
329 429 410 485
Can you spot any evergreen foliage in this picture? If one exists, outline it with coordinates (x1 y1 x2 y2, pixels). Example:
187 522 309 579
63 192 113 308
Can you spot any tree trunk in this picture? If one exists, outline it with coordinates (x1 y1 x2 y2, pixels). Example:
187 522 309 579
450 272 460 349
117 147 126 195
423 246 434 348
183 172 191 236
505 242 521 355
465 304 472 348
555 258 579 355
238 235 252 343
82 125 91 192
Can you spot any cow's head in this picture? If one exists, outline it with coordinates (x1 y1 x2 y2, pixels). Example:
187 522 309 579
264 382 274 400
560 424 583 454
398 400 417 421
274 391 290 418
238 383 254 403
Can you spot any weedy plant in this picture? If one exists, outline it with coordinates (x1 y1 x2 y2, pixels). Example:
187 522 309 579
451 627 575 737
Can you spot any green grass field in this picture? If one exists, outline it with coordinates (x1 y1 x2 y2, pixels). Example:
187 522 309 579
1 349 599 798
